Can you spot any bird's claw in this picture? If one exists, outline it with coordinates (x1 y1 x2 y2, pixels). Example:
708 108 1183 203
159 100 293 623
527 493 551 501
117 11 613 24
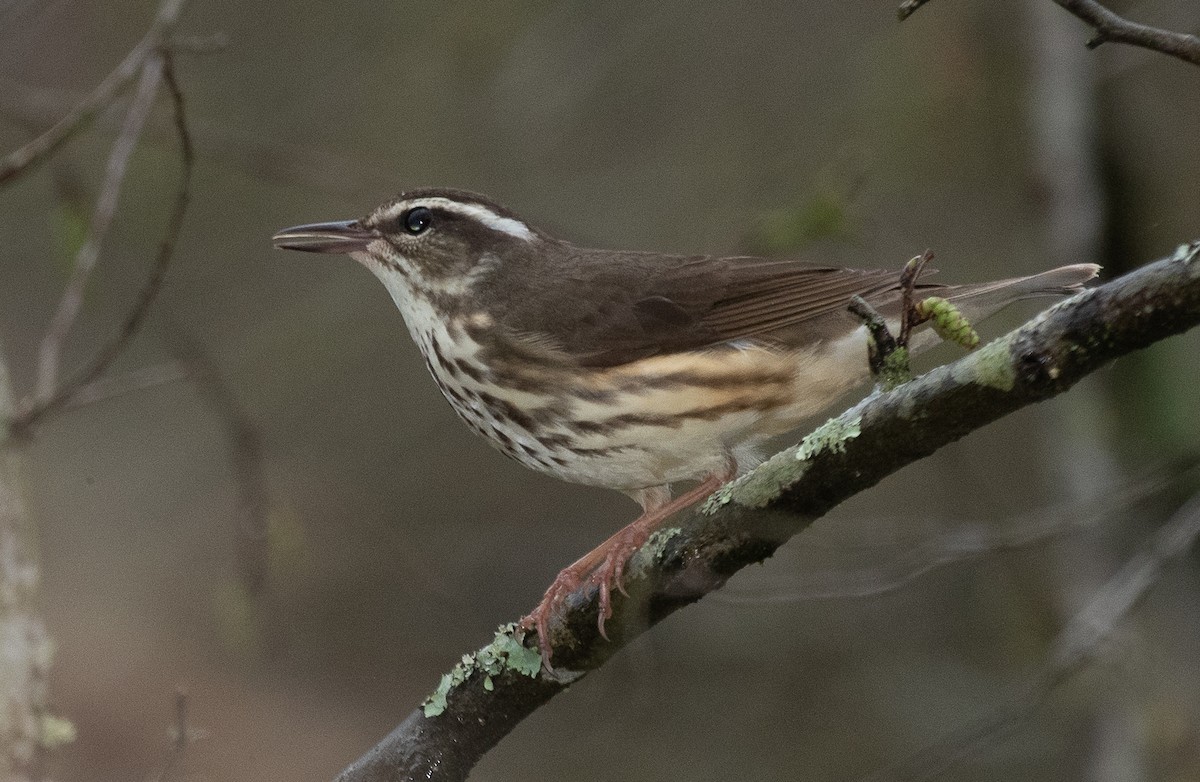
521 525 650 667
586 525 649 640
520 569 584 671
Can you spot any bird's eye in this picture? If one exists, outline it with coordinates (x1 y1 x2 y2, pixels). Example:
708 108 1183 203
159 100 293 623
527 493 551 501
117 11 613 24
402 206 432 235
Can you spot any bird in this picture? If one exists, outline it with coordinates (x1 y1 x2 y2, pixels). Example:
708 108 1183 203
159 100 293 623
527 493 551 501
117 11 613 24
273 187 1099 665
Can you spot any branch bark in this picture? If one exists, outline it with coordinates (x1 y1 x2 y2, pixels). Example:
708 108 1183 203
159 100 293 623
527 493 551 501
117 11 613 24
1052 0 1200 66
0 343 61 781
336 241 1200 782
35 55 166 400
899 0 1200 67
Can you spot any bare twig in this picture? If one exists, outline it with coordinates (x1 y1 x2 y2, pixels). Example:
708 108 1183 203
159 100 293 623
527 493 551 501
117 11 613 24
150 686 206 782
34 55 165 400
898 0 1200 67
11 49 195 435
163 323 270 594
173 688 189 753
847 295 896 378
0 0 187 185
1053 0 1200 66
713 471 1175 604
897 249 933 347
0 76 397 199
863 489 1200 782
63 362 188 411
897 0 933 22
0 70 94 240
157 688 189 782
336 242 1200 782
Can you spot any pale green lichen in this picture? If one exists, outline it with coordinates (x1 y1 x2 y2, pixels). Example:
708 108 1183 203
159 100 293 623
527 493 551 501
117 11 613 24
878 345 912 391
701 483 735 514
703 414 862 513
796 415 862 461
39 714 76 749
422 623 542 717
700 477 744 513
702 453 798 513
627 527 683 579
952 337 1016 392
731 449 810 508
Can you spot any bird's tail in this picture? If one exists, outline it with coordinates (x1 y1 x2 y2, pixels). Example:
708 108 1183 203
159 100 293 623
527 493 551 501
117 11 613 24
942 263 1101 322
900 263 1099 355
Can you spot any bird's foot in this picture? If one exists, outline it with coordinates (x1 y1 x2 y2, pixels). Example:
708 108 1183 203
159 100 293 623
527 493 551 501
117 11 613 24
520 467 734 671
587 523 651 640
518 525 648 670
519 566 584 672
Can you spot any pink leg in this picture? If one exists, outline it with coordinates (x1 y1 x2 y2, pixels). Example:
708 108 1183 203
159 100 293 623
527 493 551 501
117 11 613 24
521 458 737 669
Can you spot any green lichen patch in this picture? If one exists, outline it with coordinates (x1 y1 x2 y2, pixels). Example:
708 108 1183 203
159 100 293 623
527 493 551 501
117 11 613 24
478 628 542 678
734 449 810 508
701 482 737 514
953 337 1016 392
628 527 683 578
423 666 468 718
39 714 76 749
702 453 798 513
422 624 542 717
878 345 912 391
796 415 862 462
703 414 862 513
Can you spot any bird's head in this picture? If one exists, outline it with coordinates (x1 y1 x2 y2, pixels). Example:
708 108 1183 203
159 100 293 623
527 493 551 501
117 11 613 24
272 188 544 298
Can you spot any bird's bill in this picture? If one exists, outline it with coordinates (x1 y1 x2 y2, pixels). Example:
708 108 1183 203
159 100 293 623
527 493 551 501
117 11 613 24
272 220 374 253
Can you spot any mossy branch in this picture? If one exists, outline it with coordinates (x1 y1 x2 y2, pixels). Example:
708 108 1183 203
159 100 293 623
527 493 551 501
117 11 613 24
336 241 1200 782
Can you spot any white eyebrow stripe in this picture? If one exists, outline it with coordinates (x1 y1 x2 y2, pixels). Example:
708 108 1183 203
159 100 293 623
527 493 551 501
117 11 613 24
381 197 535 241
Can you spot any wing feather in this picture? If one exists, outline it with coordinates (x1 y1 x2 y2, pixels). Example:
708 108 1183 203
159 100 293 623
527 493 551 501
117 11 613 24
478 244 939 367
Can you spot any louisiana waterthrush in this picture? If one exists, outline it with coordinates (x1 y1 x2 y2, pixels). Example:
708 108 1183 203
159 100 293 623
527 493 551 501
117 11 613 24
273 188 1098 665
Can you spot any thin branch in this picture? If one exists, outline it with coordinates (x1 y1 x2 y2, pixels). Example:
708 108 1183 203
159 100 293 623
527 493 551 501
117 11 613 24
163 323 270 594
1053 0 1200 66
713 470 1174 604
11 50 195 435
34 55 165 400
0 0 187 185
863 488 1200 782
897 0 1200 67
897 0 933 23
156 688 191 782
335 241 1200 782
0 76 398 199
62 362 188 411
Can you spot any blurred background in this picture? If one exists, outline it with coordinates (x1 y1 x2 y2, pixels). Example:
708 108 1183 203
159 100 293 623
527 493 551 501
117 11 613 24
2 1 1200 780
